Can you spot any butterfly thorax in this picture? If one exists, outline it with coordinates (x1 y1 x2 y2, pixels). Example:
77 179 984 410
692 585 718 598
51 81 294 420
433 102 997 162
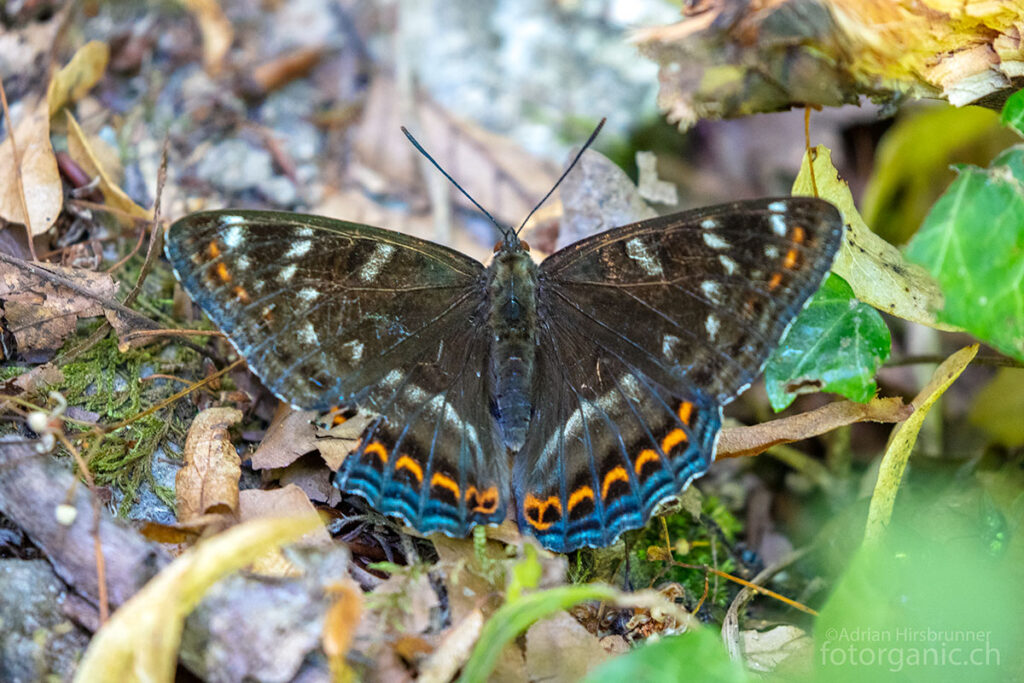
487 241 539 451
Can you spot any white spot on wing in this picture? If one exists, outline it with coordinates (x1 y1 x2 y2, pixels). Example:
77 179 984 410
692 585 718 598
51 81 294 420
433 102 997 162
342 340 364 362
285 240 312 259
237 255 251 270
764 246 779 259
705 315 720 340
297 287 319 303
700 281 722 303
768 201 787 212
298 321 319 345
702 232 728 250
223 225 244 248
359 243 396 282
770 212 787 237
278 264 297 282
221 215 245 225
625 237 664 277
662 334 681 359
701 218 717 229
719 255 738 275
296 227 314 238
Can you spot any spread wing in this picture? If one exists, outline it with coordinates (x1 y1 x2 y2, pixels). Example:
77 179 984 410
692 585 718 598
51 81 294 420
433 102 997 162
166 210 509 536
514 197 843 551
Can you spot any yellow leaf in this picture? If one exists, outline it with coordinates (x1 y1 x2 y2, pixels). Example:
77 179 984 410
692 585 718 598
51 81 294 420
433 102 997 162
65 111 152 224
864 344 978 544
182 0 234 76
75 515 322 683
47 40 109 117
0 96 62 234
323 579 363 682
793 145 954 330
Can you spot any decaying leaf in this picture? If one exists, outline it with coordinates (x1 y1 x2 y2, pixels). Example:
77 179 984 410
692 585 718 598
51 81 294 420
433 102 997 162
636 0 1024 130
46 40 110 116
176 406 243 524
0 96 62 235
419 609 485 683
793 145 951 329
717 397 911 460
739 625 813 673
65 111 151 224
0 260 118 358
251 404 374 472
238 485 331 576
864 344 978 543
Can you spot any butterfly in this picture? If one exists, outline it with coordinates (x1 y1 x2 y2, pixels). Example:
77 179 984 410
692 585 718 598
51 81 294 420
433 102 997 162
166 151 842 553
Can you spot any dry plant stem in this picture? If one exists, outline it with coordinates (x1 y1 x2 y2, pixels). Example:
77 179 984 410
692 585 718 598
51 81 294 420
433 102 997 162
58 320 112 364
803 108 820 198
722 546 813 662
120 327 225 344
55 431 110 623
888 353 1023 368
673 557 817 617
121 138 169 308
105 221 150 274
0 252 157 325
103 357 244 432
0 78 39 261
68 198 148 225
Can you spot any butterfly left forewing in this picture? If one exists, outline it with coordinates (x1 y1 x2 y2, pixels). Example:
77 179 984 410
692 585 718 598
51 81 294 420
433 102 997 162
167 210 508 536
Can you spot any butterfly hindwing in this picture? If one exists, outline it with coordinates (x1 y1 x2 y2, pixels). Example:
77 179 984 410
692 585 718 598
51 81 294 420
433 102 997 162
166 210 508 535
515 197 843 550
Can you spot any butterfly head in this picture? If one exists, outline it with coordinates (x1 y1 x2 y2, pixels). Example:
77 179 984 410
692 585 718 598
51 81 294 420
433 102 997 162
493 235 530 255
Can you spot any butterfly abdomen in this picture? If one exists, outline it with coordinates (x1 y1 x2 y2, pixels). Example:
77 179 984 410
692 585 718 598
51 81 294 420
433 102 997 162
487 247 540 451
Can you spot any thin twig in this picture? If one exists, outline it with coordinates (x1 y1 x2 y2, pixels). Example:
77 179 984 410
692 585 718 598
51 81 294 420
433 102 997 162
121 137 169 307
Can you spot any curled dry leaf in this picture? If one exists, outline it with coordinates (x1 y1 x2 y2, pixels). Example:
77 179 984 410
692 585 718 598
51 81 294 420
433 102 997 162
176 406 243 524
251 403 374 472
418 609 484 683
0 261 117 358
46 40 110 117
65 111 151 225
636 0 1024 130
183 0 234 76
716 396 911 460
525 610 613 682
792 145 951 330
0 96 62 235
740 625 813 673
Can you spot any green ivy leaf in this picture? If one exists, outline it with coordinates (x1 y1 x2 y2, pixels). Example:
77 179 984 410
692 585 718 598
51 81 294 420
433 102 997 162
1001 88 1024 137
583 627 749 683
765 274 891 412
904 147 1024 362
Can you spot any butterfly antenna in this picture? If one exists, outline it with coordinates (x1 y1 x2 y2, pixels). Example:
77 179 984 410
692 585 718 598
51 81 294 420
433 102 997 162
400 126 508 238
516 117 606 236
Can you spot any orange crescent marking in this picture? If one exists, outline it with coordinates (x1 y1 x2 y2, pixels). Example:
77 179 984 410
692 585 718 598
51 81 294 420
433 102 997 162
232 285 251 303
395 455 423 483
207 241 221 258
768 272 783 290
678 401 693 425
600 466 630 500
467 485 500 514
524 493 562 531
792 226 806 243
662 428 688 455
430 472 460 499
567 486 595 511
783 248 799 270
215 262 231 282
363 441 388 465
634 449 661 476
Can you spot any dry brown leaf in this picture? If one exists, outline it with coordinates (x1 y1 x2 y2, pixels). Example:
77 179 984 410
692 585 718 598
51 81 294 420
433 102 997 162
419 609 484 683
176 406 243 524
740 625 813 673
238 485 331 576
5 363 63 395
46 40 110 117
354 76 559 230
251 403 374 472
65 111 151 224
0 261 117 357
249 46 326 95
716 397 911 459
636 0 1024 130
278 457 341 505
525 610 613 682
323 578 364 681
0 96 62 235
183 0 234 76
